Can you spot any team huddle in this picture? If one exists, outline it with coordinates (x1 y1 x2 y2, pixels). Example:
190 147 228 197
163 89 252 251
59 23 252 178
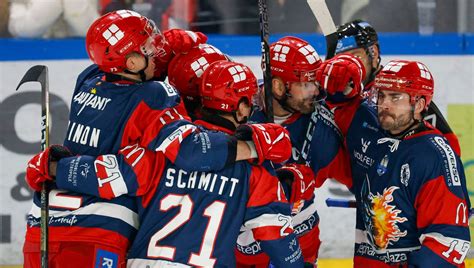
23 10 470 268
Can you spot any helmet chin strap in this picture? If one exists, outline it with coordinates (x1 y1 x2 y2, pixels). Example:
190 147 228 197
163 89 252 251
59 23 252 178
124 56 149 82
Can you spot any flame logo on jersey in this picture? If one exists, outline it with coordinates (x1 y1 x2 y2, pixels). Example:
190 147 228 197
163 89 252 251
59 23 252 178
362 177 407 250
291 199 304 215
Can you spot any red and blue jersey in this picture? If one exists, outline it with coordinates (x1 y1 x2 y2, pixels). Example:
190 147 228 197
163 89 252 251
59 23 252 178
26 65 239 250
53 127 304 267
332 98 471 267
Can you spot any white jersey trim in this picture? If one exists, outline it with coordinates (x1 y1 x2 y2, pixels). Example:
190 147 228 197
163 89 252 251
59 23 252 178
243 213 290 229
29 201 139 229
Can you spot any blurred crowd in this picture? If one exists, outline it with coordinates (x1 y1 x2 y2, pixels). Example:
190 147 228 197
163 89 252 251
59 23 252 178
1 0 473 38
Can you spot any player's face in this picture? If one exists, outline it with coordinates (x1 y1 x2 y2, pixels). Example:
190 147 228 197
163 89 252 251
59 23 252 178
286 82 319 114
377 90 414 134
344 48 371 83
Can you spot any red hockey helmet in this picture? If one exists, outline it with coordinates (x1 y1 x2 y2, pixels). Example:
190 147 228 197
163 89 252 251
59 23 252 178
86 10 163 73
200 61 258 113
374 60 434 109
168 44 228 100
270 36 322 84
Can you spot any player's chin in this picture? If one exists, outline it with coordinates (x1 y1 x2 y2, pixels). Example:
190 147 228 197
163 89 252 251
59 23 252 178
298 103 315 114
379 118 395 131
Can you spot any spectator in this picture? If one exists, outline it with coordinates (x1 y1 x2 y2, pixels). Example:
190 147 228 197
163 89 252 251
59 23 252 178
8 0 99 38
0 1 10 37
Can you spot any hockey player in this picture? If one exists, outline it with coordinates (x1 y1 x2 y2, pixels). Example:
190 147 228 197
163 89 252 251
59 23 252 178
316 54 471 267
335 19 461 155
25 61 304 267
237 36 351 267
23 11 283 268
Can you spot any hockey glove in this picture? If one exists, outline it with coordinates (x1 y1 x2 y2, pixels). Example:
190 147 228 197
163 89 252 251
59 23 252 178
25 145 72 192
277 164 316 203
234 123 292 165
163 29 207 54
316 53 366 99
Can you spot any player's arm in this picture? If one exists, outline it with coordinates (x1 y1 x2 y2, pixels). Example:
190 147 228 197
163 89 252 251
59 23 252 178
26 144 161 200
308 106 353 189
124 82 290 171
316 53 366 136
408 139 470 267
143 107 291 171
243 165 304 267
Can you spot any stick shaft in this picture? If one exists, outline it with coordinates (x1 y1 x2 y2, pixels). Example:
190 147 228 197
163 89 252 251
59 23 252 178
258 0 274 123
16 65 49 268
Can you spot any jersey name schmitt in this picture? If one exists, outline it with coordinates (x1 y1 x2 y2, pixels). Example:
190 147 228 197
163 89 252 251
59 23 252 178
165 168 240 198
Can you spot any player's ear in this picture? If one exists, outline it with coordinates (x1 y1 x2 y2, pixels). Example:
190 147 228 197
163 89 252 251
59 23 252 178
414 97 426 115
272 77 286 98
125 52 143 72
372 45 381 67
236 100 252 121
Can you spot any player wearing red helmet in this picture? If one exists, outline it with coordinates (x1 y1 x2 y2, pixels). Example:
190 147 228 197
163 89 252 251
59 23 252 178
167 44 229 119
336 19 461 155
25 61 304 267
23 11 281 268
268 36 323 115
316 55 470 267
243 36 353 267
373 60 434 134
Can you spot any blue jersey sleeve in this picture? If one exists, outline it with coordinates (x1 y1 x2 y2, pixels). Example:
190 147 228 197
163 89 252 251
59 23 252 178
55 145 163 200
408 136 470 266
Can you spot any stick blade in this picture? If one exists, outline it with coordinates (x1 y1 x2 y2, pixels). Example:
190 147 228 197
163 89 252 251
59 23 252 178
15 65 48 91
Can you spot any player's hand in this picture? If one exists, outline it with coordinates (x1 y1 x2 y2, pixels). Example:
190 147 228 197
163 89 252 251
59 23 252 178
316 53 366 98
163 29 207 54
234 123 291 165
25 145 72 191
277 164 316 202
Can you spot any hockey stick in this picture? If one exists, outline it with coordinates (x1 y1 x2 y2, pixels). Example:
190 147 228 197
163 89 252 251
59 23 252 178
16 65 50 268
326 198 356 208
293 0 338 164
258 0 274 123
307 0 338 60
